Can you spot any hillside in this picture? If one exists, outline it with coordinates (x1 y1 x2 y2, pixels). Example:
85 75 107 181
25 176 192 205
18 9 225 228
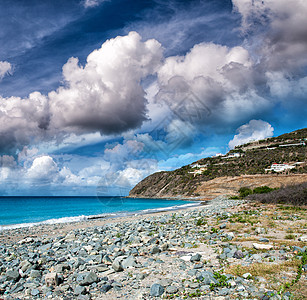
129 128 307 199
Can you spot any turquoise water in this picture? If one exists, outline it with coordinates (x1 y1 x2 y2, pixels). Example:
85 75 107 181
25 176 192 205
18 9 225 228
0 196 197 229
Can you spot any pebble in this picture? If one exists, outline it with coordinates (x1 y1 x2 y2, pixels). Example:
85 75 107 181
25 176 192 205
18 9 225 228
0 196 298 299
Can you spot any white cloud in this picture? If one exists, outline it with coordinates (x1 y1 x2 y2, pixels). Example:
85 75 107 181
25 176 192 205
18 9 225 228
233 0 307 71
0 32 163 153
27 156 59 181
49 31 163 135
0 61 12 80
228 120 274 149
0 92 49 153
155 42 271 128
82 0 107 8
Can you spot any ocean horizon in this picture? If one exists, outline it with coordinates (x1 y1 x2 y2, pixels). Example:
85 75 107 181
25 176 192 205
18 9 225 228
0 196 198 230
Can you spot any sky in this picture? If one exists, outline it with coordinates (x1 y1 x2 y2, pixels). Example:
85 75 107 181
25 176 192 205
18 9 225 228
0 0 306 196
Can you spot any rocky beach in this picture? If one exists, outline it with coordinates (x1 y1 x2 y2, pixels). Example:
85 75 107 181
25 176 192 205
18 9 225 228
0 196 306 300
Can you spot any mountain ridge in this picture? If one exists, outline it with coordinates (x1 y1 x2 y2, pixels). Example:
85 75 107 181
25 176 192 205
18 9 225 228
129 128 307 199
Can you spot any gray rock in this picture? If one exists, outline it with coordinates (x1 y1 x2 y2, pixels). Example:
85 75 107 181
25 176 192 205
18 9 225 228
112 257 124 272
136 273 146 280
193 262 204 269
190 253 201 262
150 283 164 297
259 238 269 243
5 269 20 281
20 260 32 272
31 288 40 296
233 250 244 259
198 271 218 285
80 271 98 286
158 278 172 287
219 287 229 295
30 269 41 278
166 285 178 294
122 255 137 269
100 284 112 293
74 285 87 295
151 246 161 254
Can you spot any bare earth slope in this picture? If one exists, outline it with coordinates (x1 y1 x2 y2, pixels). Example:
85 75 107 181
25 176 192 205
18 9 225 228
129 174 307 200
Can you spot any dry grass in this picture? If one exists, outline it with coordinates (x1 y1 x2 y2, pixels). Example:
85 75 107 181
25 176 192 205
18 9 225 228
225 259 300 278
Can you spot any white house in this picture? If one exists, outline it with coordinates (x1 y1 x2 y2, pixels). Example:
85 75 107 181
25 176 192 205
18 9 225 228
265 163 295 172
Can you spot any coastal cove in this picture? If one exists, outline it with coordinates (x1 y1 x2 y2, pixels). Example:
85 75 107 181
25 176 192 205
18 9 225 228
0 196 198 230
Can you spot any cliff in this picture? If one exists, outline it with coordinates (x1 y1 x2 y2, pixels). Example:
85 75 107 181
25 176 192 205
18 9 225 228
129 128 307 199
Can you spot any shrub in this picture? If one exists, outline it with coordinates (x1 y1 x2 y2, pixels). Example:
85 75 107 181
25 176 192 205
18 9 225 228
239 187 253 198
253 186 277 194
247 182 307 206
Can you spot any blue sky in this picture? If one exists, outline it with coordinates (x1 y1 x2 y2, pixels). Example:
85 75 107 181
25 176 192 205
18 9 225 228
0 0 306 195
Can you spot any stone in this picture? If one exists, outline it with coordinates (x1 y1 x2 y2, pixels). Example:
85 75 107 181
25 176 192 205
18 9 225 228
151 246 161 254
122 255 137 269
166 286 178 294
190 253 201 262
102 255 112 265
45 272 60 286
233 250 244 259
253 243 273 250
193 262 204 269
100 284 112 293
74 285 87 295
31 288 40 296
255 227 265 234
30 269 41 278
158 278 172 287
5 269 20 281
299 235 307 242
259 238 269 243
112 257 124 272
161 243 169 251
198 271 218 285
220 223 226 229
20 260 32 272
80 271 98 286
150 283 164 297
243 272 252 279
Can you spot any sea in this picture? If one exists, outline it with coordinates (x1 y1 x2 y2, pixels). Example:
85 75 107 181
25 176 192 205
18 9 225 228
0 196 198 230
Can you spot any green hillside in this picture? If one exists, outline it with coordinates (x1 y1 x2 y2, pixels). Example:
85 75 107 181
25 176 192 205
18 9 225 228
129 128 307 197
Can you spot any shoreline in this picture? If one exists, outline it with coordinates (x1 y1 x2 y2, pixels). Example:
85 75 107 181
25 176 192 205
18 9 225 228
0 197 202 233
0 199 204 244
1 196 306 299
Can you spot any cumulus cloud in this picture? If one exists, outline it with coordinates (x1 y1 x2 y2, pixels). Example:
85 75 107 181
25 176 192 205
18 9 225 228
0 92 49 153
0 32 163 153
27 156 59 182
155 42 271 130
228 119 274 149
0 61 12 80
49 31 162 135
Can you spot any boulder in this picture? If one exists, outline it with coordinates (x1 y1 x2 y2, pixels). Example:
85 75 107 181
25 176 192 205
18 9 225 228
45 272 60 287
150 283 164 297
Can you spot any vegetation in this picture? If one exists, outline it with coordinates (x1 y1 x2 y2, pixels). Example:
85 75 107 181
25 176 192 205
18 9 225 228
233 186 278 199
247 182 307 206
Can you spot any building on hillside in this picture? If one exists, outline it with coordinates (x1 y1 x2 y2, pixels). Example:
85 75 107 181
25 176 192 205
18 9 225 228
221 152 241 159
190 163 202 168
265 163 295 173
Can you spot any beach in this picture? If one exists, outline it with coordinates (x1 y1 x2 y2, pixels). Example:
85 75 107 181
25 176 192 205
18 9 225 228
0 196 306 299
